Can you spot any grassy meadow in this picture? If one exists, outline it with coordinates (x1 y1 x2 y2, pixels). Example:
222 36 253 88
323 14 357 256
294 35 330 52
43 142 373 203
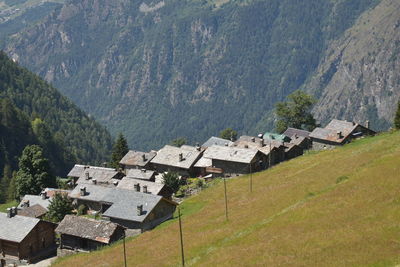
53 131 400 266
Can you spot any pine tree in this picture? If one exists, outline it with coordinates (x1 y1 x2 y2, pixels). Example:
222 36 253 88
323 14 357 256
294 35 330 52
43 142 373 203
110 133 129 169
0 164 12 203
44 192 73 223
162 171 181 193
394 100 400 130
15 145 55 199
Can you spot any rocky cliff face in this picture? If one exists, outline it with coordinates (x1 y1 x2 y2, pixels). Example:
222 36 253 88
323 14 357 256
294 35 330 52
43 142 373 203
5 0 380 149
306 0 400 130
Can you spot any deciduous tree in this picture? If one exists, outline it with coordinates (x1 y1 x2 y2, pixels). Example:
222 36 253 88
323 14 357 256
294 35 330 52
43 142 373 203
275 90 317 133
219 128 237 141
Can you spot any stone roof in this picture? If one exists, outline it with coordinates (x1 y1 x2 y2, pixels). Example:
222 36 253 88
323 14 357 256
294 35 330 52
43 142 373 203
283 128 311 138
119 150 156 167
0 212 40 242
203 145 258 164
69 184 172 222
56 215 123 244
117 177 165 195
67 164 86 178
18 204 48 218
202 136 233 148
150 145 203 170
233 136 277 156
126 169 155 181
290 136 307 146
76 167 120 187
18 195 51 210
310 119 359 143
43 188 71 198
194 156 212 168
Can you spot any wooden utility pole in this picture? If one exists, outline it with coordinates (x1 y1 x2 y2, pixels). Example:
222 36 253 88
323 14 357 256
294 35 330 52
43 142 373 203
249 163 253 193
178 206 185 266
123 234 127 267
224 177 228 221
269 142 272 168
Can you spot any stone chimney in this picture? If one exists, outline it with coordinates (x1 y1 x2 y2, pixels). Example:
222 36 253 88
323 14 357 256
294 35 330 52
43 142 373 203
196 143 201 151
6 208 12 218
137 205 143 216
142 154 146 161
259 138 264 147
41 191 47 200
251 137 255 142
141 169 146 173
143 185 148 193
12 207 17 216
113 180 119 186
80 186 86 196
92 179 97 185
24 200 30 208
135 183 140 192
258 133 263 139
85 171 90 180
337 131 343 139
366 120 370 129
179 153 184 162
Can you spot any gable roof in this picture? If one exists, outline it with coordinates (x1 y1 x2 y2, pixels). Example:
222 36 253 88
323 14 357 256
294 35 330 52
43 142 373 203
202 136 233 148
150 145 202 170
0 212 40 242
18 195 51 210
67 164 86 178
203 145 259 164
194 156 212 168
309 119 359 143
126 169 155 181
56 215 122 244
116 177 165 195
75 167 120 187
69 184 171 222
283 128 311 138
18 204 48 218
119 150 156 167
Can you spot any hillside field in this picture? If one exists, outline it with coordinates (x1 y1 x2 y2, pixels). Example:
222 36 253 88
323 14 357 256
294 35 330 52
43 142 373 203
53 131 400 266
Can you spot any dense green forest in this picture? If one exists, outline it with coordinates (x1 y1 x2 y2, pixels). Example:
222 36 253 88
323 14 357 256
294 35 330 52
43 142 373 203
0 52 112 179
4 0 380 150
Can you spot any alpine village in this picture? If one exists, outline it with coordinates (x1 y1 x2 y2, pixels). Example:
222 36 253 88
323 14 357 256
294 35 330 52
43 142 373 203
0 0 400 266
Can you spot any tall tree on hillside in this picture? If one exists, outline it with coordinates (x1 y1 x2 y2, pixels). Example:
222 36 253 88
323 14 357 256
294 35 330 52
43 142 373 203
394 100 400 130
0 164 12 203
219 128 238 141
275 90 317 133
110 133 129 169
14 145 55 199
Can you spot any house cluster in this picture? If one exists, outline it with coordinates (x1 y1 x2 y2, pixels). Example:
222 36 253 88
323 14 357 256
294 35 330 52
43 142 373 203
0 118 375 265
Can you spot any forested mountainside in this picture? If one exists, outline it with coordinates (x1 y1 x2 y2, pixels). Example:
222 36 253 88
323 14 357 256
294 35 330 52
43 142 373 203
4 0 380 150
0 52 112 176
305 0 400 130
0 0 64 47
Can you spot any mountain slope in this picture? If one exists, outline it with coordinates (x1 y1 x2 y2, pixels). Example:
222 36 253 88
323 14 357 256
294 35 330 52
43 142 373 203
4 0 378 149
52 131 400 266
0 52 112 176
306 0 400 129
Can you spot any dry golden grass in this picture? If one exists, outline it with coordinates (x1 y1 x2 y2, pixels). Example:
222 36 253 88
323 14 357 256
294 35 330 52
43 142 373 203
53 131 400 267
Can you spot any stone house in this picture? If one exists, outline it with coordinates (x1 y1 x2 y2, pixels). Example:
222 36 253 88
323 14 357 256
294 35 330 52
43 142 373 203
202 136 233 148
119 150 157 171
69 184 177 230
310 119 376 150
67 165 123 186
284 128 312 150
126 168 156 182
202 145 264 176
0 209 56 264
56 215 125 252
150 145 203 177
284 143 303 160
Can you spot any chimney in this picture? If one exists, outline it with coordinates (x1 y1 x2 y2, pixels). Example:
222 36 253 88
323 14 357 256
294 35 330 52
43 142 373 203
141 168 146 173
143 185 148 193
41 191 47 200
366 120 370 129
337 131 342 139
258 133 263 139
244 144 249 148
196 144 201 151
142 154 146 161
85 171 90 180
113 180 119 186
179 153 183 161
12 207 17 216
92 179 97 185
135 183 140 192
137 205 143 216
251 137 255 142
259 138 264 147
80 186 86 196
7 208 12 218
102 162 107 167
24 200 30 208
225 143 228 146
294 133 298 139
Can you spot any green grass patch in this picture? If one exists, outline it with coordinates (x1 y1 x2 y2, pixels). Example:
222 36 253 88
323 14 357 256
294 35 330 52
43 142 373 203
0 200 18 212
